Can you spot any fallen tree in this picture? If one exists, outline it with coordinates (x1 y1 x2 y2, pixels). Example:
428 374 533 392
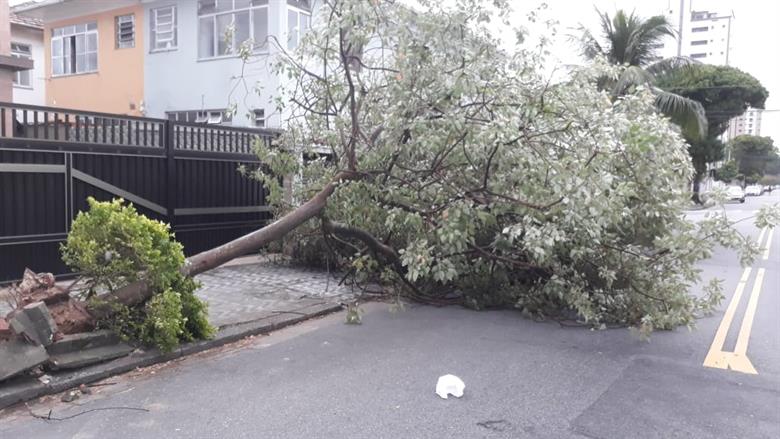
64 0 777 336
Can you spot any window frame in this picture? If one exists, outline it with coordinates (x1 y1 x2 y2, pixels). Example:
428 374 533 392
197 0 270 60
253 108 265 128
11 42 33 88
51 22 99 77
691 26 708 32
150 5 178 52
116 14 136 49
286 4 311 50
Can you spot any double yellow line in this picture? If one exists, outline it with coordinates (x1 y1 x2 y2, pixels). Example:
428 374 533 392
703 226 774 374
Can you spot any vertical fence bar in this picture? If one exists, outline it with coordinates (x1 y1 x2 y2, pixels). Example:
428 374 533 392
0 108 5 137
118 120 124 145
43 111 49 139
143 122 148 146
165 119 177 226
22 109 28 137
74 114 80 141
54 113 60 140
33 111 39 138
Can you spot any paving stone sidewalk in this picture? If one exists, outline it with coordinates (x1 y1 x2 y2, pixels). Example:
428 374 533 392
1 259 356 328
194 261 356 327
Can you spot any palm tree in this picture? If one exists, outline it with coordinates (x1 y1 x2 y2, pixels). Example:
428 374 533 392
575 9 707 140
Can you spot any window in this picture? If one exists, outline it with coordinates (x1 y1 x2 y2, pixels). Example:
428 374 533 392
287 2 311 50
690 53 707 59
691 26 708 32
166 109 232 124
116 14 135 48
51 22 98 76
151 6 177 51
11 42 32 87
691 40 707 46
198 0 268 59
253 109 265 127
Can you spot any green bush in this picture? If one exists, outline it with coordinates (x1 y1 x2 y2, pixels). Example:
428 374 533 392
62 197 214 351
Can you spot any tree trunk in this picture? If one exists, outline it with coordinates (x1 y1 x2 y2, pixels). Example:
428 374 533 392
88 172 356 319
691 172 703 205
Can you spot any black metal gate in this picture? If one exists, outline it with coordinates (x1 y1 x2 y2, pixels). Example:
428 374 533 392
0 102 275 282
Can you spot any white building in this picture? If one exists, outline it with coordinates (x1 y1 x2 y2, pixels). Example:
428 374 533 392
142 0 317 129
725 107 762 140
10 12 45 106
655 0 734 66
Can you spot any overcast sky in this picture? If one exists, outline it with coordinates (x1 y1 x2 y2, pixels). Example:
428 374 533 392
9 0 778 142
507 0 779 143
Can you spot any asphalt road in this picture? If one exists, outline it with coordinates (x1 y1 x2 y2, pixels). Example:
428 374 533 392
1 194 778 439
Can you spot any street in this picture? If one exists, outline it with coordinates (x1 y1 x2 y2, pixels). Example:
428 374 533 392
0 194 778 439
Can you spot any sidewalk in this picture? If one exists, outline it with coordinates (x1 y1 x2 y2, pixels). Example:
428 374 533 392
2 256 355 328
0 257 356 409
195 256 355 327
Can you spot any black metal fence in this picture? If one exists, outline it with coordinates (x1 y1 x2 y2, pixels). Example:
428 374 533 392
0 102 277 282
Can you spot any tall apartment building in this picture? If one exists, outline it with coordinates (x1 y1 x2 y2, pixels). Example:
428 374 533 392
725 107 762 138
655 1 760 143
655 0 734 65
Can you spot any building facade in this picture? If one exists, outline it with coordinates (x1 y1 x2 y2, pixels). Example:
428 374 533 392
10 12 45 106
14 0 315 127
655 0 734 66
14 0 146 116
142 0 313 128
1 0 34 107
725 107 763 140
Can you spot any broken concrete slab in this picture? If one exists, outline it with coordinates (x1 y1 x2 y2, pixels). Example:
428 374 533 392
9 302 58 346
46 330 120 356
47 343 135 370
0 340 49 382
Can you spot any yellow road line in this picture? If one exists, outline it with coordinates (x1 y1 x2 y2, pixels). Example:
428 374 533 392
702 227 770 374
762 228 774 260
734 268 766 356
703 267 752 369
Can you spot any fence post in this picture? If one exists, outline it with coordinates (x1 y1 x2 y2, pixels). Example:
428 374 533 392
165 120 177 226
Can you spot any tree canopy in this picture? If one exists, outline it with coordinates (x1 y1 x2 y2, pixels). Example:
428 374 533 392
729 135 778 183
233 0 779 335
657 65 769 137
574 9 707 140
656 64 768 200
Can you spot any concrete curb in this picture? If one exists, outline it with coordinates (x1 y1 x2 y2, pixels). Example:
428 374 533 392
0 300 342 410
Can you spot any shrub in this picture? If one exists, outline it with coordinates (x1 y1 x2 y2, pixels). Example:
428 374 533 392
62 197 214 351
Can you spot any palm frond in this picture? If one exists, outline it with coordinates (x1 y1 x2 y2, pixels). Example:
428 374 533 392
569 24 604 60
613 66 654 97
645 56 700 81
653 89 707 140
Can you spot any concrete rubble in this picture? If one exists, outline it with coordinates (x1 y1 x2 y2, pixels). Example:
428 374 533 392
0 270 131 384
0 340 49 382
8 302 59 346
